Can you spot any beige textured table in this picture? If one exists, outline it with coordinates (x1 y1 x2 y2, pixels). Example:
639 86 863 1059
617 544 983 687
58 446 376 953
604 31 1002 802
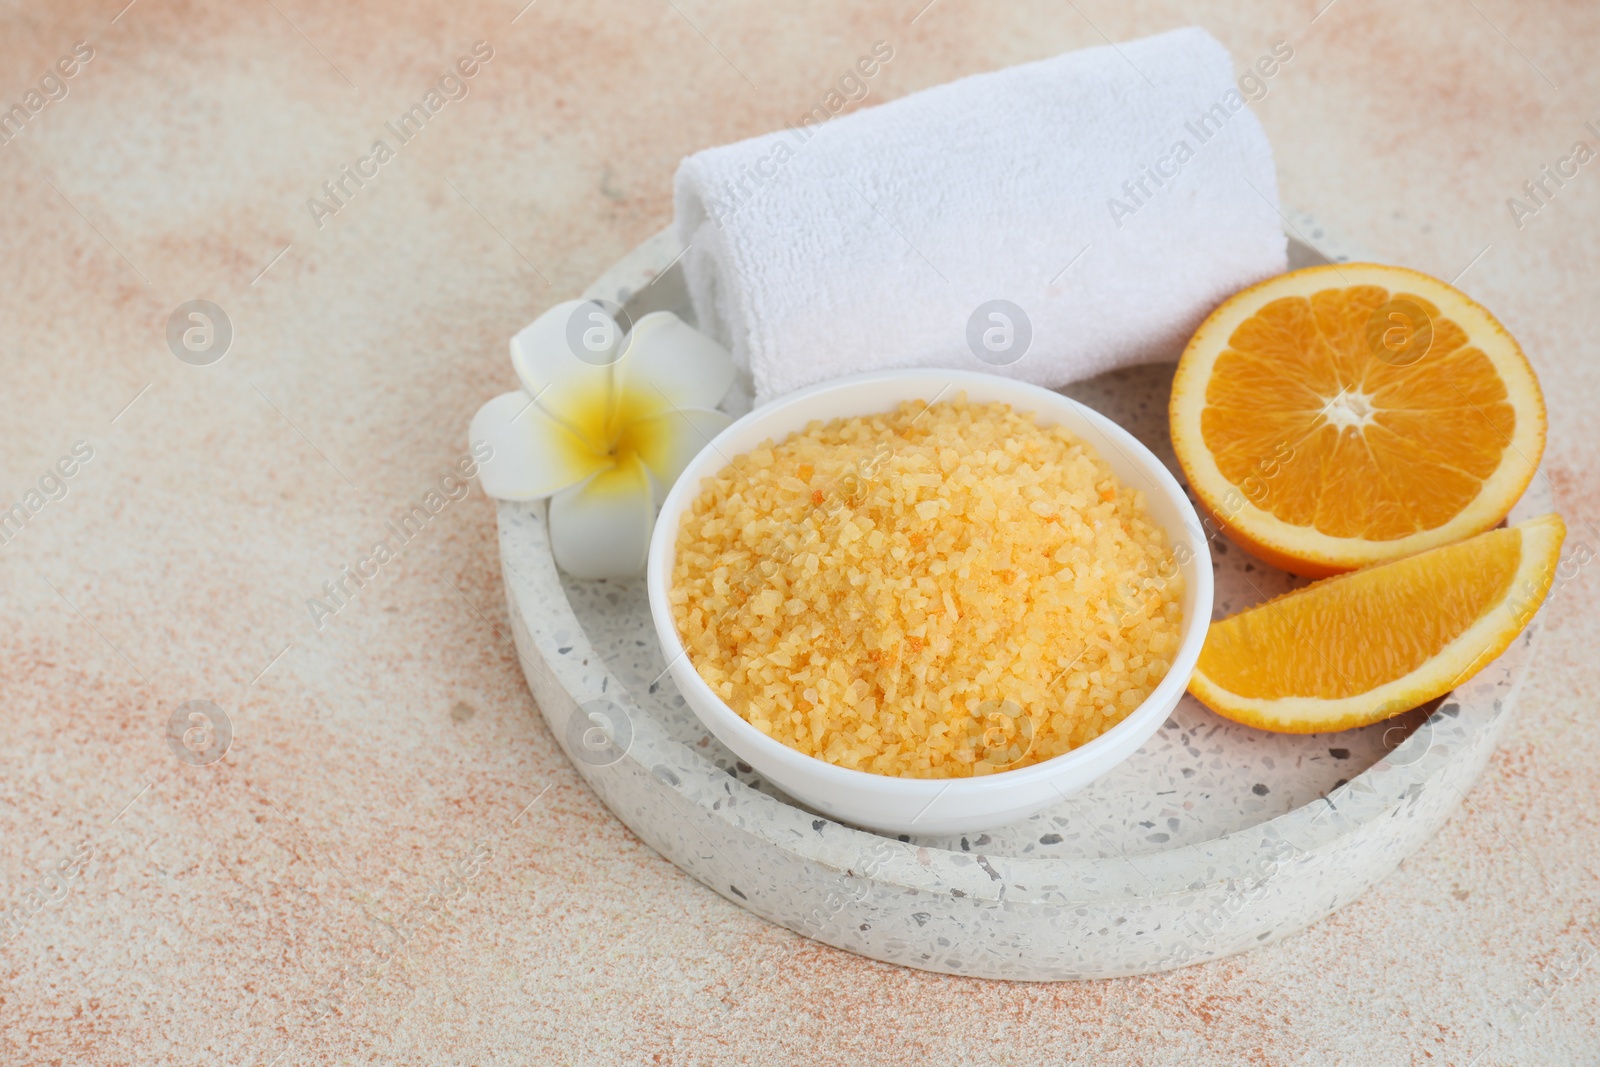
2 2 1597 1064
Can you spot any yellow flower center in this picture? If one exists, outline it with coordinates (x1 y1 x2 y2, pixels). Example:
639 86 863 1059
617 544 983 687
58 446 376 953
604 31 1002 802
542 371 675 489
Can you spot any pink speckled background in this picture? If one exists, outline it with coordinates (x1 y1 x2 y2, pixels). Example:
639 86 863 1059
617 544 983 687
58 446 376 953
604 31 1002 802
1 1 1597 1063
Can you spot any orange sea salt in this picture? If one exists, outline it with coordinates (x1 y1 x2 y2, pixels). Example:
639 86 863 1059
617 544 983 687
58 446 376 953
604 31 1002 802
669 397 1183 778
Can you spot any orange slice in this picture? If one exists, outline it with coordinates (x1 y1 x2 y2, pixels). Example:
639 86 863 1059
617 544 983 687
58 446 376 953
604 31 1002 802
1189 514 1564 733
1170 263 1547 577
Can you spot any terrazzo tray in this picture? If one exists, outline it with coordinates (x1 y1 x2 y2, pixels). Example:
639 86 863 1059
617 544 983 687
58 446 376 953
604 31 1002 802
494 220 1554 980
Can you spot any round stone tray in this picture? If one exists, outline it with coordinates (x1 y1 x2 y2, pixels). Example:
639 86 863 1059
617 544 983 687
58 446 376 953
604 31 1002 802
493 221 1554 979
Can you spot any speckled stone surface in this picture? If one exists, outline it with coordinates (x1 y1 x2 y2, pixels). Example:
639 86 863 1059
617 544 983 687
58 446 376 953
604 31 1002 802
495 225 1555 980
3 1 1600 1063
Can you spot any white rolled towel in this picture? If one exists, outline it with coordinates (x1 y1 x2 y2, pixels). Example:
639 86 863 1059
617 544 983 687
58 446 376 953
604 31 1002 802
674 27 1288 405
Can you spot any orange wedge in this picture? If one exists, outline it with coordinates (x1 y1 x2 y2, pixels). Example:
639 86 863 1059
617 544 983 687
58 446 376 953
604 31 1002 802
1189 514 1564 733
1170 263 1547 577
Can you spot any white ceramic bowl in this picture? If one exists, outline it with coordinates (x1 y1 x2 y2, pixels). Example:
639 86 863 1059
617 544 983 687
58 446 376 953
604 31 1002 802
646 370 1213 835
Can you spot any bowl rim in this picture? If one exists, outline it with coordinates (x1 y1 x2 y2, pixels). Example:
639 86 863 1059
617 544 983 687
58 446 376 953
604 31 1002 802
645 367 1215 798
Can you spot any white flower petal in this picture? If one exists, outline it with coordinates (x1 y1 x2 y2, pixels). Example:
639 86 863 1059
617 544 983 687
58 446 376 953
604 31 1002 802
510 300 620 449
469 390 607 501
548 454 655 579
618 311 736 412
627 406 732 490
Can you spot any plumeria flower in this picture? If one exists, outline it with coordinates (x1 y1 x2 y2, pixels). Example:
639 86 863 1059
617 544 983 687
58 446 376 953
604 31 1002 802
470 300 735 579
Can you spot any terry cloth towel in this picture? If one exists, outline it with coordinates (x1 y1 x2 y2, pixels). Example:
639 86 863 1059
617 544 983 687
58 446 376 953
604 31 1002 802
673 26 1288 405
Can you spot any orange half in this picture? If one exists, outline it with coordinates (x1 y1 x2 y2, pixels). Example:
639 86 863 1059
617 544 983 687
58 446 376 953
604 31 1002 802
1170 263 1546 577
